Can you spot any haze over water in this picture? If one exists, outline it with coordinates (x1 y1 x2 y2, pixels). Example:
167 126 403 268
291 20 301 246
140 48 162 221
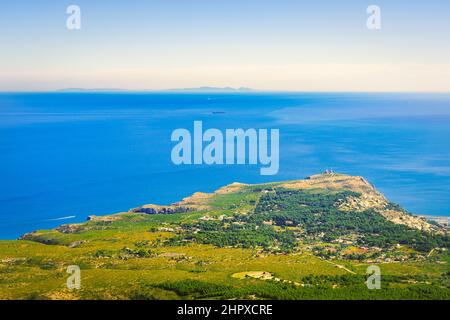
0 92 449 239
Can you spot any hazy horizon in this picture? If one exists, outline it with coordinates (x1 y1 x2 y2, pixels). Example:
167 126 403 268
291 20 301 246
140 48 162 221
2 88 450 94
1 1 450 92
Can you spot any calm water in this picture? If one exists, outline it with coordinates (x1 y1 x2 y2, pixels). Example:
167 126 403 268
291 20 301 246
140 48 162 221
1 92 450 239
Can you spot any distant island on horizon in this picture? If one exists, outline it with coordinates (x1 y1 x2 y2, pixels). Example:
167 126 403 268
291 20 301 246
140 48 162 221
58 86 256 93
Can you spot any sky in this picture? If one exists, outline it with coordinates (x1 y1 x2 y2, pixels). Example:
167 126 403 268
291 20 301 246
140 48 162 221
0 0 449 92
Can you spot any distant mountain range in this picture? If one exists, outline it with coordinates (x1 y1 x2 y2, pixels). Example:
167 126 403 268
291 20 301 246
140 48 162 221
165 86 255 93
59 87 255 93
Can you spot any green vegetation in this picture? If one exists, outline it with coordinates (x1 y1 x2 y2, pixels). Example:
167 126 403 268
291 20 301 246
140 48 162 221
0 174 449 300
167 189 448 254
251 189 448 251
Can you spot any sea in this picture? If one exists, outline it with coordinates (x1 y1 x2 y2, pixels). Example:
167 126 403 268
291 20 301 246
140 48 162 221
1 92 449 239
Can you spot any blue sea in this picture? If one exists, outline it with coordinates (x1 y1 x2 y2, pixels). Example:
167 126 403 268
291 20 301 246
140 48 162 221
1 92 450 239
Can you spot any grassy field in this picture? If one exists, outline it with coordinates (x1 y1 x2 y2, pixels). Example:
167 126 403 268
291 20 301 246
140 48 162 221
1 175 449 300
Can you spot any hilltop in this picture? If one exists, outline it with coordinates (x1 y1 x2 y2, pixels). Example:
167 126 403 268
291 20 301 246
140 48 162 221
0 172 448 300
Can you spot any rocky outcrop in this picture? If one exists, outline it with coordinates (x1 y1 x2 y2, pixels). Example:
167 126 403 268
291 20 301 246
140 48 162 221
56 224 84 234
130 183 247 215
129 187 219 215
215 182 247 195
131 204 194 215
173 192 213 210
282 172 443 234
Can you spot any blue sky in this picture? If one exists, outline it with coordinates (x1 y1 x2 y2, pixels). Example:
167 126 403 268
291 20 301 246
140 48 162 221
0 0 449 91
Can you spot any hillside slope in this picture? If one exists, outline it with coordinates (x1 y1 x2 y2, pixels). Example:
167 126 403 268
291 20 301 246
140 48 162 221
1 172 448 300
